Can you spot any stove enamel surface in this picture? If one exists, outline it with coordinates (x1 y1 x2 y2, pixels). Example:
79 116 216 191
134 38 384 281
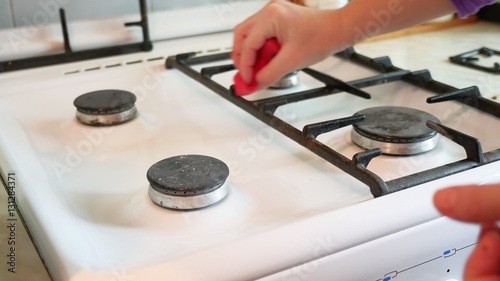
1 22 500 281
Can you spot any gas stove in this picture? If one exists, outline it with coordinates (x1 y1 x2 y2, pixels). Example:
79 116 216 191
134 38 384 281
1 3 500 280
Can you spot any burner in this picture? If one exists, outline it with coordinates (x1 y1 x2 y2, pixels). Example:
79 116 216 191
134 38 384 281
73 90 137 126
351 106 440 155
270 71 299 89
146 155 230 210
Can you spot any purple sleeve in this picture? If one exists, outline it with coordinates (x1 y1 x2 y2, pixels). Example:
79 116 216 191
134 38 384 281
450 0 497 18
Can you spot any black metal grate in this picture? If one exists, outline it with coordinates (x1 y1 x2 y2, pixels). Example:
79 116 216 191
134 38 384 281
165 48 500 197
0 0 152 73
449 47 500 74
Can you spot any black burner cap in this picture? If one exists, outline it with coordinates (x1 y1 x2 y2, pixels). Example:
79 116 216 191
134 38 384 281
74 90 136 115
147 155 230 196
353 106 440 143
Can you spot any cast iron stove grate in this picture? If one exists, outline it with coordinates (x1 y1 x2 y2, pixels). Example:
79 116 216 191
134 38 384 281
449 47 500 74
165 48 500 197
0 0 152 73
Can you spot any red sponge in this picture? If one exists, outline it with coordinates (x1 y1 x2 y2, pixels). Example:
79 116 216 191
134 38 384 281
233 38 281 96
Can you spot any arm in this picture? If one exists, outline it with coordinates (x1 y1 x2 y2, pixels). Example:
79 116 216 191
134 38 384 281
232 0 456 91
340 0 456 42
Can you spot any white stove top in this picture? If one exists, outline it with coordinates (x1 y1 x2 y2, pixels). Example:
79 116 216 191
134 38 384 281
1 21 499 281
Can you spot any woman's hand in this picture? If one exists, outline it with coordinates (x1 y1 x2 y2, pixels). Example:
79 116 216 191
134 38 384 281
232 0 345 91
231 0 457 94
433 184 500 281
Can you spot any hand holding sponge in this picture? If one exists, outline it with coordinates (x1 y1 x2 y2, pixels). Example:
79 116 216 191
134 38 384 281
233 38 281 96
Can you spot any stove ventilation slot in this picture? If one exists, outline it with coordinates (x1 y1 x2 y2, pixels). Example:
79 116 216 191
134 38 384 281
61 45 231 76
63 55 165 75
197 46 233 56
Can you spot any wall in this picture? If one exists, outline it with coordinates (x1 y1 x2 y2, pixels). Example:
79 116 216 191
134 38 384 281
0 0 233 30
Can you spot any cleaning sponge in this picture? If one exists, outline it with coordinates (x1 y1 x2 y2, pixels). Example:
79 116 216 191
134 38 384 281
233 38 281 96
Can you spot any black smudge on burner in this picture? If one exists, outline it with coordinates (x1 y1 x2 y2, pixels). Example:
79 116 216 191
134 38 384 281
73 89 137 126
352 106 440 143
147 155 230 197
74 89 136 115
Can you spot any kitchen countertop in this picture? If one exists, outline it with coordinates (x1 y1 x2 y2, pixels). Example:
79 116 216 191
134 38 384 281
0 19 498 281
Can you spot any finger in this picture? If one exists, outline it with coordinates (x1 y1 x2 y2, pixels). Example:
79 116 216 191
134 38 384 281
232 11 259 68
238 24 272 84
238 1 293 84
433 184 500 223
232 29 246 68
480 222 500 238
464 230 500 281
233 1 279 83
